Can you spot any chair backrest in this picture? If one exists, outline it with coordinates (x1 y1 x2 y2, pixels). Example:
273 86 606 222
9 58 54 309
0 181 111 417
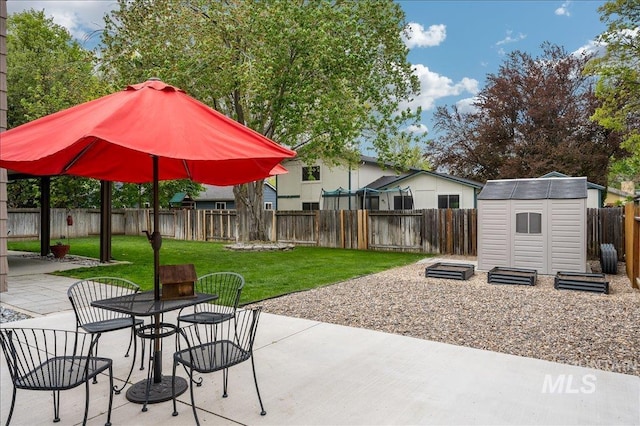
177 307 261 372
196 272 244 312
0 328 100 389
67 277 140 327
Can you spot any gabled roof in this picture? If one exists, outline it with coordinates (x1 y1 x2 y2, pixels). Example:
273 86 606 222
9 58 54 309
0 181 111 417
478 177 587 200
360 156 483 190
193 182 275 202
365 174 410 189
540 171 605 191
194 185 234 201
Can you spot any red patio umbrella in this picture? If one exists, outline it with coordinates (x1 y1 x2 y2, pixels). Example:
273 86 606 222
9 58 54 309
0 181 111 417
0 78 296 298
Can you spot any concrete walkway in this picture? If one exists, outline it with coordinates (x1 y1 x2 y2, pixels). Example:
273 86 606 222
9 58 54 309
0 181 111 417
1 252 639 425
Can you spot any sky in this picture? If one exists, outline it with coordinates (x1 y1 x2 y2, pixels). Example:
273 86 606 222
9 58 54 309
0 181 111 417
6 0 609 145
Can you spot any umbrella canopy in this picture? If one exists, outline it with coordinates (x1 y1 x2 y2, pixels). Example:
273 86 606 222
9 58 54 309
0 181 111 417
0 78 295 185
0 78 296 299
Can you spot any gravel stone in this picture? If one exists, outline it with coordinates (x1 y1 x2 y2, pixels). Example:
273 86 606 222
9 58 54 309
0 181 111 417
249 257 640 376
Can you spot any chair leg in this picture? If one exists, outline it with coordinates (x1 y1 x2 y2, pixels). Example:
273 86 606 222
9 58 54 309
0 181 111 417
222 368 228 397
139 335 145 371
141 349 154 412
172 361 179 417
105 365 114 426
5 387 16 426
52 390 61 422
250 356 266 416
114 328 138 394
124 327 134 357
189 370 200 426
83 373 91 425
92 340 100 384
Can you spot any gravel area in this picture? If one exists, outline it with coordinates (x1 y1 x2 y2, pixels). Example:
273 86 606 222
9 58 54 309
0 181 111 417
250 257 640 376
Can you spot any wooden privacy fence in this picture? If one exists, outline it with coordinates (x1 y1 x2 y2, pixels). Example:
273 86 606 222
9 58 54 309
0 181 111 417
624 203 640 289
8 207 623 258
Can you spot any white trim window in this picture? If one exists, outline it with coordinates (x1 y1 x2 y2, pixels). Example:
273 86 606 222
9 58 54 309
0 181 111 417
437 194 460 209
215 202 227 210
515 212 542 234
264 202 273 210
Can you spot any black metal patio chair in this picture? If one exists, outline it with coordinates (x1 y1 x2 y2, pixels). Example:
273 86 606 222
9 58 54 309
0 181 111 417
172 307 266 425
67 277 145 393
176 272 244 327
0 327 114 426
176 272 244 393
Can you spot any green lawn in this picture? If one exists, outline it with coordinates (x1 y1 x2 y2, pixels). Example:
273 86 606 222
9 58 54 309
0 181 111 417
8 236 430 304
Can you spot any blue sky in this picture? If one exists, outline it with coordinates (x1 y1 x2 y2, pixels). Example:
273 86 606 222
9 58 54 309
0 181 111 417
7 0 608 142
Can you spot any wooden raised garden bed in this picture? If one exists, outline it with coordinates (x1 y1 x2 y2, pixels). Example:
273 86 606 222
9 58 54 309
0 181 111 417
487 266 537 286
554 272 609 294
425 263 475 280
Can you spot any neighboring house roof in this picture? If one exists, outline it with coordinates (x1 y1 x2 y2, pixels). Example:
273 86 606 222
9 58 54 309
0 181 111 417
365 170 483 190
359 156 484 190
194 185 235 201
606 186 633 197
193 182 275 201
478 177 588 200
540 171 605 191
364 174 411 189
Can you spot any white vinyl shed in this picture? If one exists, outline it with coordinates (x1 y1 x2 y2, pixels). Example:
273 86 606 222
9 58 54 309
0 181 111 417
477 177 587 275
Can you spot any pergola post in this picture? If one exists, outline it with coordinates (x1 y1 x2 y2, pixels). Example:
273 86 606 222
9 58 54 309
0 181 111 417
100 180 112 262
39 177 51 256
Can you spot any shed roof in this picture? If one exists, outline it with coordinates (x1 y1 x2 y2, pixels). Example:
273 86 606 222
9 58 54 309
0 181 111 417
477 177 588 200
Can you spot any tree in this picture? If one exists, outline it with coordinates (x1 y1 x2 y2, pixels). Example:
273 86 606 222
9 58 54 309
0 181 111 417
430 43 624 186
99 0 423 240
6 10 106 207
6 9 203 209
584 0 640 184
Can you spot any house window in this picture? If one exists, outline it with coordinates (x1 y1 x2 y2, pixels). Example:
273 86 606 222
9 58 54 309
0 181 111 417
516 212 542 234
215 202 227 210
302 166 320 181
302 202 319 211
264 202 273 210
364 196 379 210
438 194 460 209
394 196 414 210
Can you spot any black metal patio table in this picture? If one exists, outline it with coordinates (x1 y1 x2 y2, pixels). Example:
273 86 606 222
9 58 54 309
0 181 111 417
91 291 217 407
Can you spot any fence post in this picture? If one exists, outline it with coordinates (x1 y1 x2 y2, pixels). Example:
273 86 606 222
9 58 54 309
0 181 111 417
624 203 638 288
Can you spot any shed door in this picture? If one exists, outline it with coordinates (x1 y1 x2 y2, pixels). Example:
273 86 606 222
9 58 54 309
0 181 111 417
512 200 547 273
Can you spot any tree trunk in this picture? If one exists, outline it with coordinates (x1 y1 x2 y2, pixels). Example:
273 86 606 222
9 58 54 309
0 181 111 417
234 180 267 242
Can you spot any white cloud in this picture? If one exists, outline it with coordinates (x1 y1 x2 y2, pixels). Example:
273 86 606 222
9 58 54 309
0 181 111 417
406 124 428 134
574 39 607 59
402 22 446 49
555 1 572 17
6 1 117 45
496 30 526 46
456 97 479 115
400 64 479 112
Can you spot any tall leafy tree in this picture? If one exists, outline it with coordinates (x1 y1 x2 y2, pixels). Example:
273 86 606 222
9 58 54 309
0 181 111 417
99 0 423 240
430 43 623 186
585 0 640 183
6 9 106 207
6 9 203 208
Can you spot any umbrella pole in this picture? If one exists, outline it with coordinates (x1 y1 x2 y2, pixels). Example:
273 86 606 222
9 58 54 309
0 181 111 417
152 155 163 384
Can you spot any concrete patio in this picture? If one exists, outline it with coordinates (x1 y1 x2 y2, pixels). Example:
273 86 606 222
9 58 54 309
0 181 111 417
1 252 639 425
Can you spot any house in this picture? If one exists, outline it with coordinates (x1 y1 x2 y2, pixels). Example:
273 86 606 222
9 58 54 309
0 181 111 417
539 171 605 208
170 182 277 210
478 177 588 275
604 185 634 206
277 156 483 210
